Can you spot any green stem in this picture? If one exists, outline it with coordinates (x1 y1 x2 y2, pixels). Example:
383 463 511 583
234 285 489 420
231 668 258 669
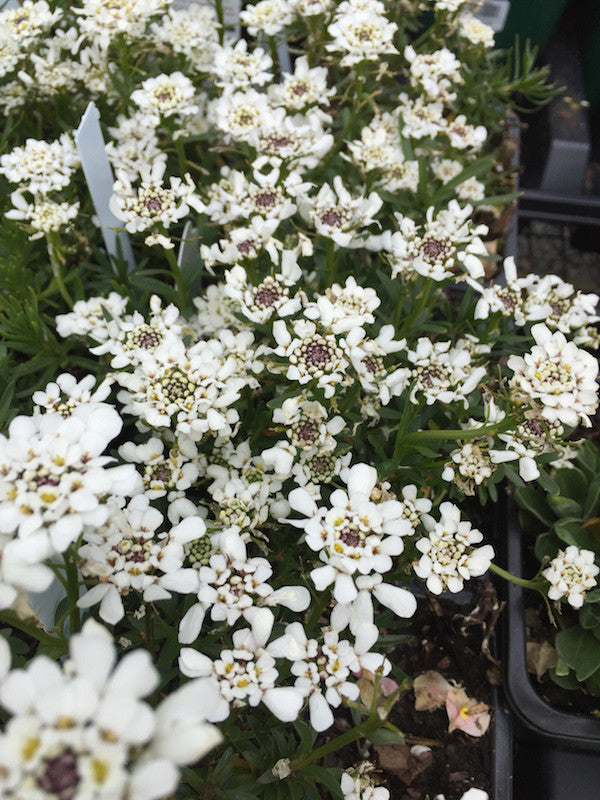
291 713 380 771
174 136 187 176
0 610 68 653
396 279 433 338
401 419 510 445
305 588 331 635
45 234 74 309
145 605 155 654
64 547 81 634
215 0 224 44
489 562 541 590
325 238 337 287
164 244 187 311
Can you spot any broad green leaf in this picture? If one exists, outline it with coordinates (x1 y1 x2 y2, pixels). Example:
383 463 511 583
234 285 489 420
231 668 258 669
554 520 600 553
514 486 554 527
555 626 600 681
547 495 583 520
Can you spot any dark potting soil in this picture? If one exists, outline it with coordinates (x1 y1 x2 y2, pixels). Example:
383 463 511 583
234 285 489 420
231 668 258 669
379 583 500 800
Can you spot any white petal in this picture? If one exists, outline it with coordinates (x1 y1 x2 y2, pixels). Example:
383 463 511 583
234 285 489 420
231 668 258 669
179 648 213 678
262 687 303 721
267 585 310 611
310 565 336 591
333 572 358 604
178 604 206 644
373 582 417 619
288 487 318 517
129 759 179 800
309 692 334 732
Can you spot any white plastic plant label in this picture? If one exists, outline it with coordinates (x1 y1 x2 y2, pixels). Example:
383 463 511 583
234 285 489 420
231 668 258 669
74 102 135 272
475 0 510 32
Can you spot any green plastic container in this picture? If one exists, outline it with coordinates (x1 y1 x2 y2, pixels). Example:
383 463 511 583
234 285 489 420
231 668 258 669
494 0 569 52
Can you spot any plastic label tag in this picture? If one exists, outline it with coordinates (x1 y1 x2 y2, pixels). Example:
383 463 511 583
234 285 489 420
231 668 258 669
475 0 510 32
74 102 136 272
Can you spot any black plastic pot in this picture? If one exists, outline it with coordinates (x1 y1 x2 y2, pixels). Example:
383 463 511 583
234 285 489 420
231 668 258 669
503 503 600 750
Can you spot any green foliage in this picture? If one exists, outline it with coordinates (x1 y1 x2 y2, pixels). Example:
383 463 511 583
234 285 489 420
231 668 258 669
515 441 600 693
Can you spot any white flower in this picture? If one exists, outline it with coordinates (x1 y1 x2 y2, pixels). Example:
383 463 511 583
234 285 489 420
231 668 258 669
407 338 487 407
414 502 494 594
106 111 163 181
0 133 79 194
444 114 487 151
398 93 446 139
119 435 200 499
304 277 380 334
179 530 309 643
326 7 398 67
149 3 219 72
132 71 199 120
109 158 203 247
55 292 128 342
345 325 410 405
225 251 303 324
0 620 222 799
90 294 184 368
0 407 141 554
180 612 304 722
211 39 273 89
271 319 351 399
32 373 112 417
542 546 599 609
404 45 462 101
268 622 389 731
74 0 170 49
268 56 335 112
1 0 62 46
77 495 201 624
239 0 295 36
386 201 487 281
299 176 382 247
341 762 390 800
6 191 79 239
287 463 413 603
116 333 247 441
442 442 495 495
210 89 274 144
457 13 495 48
507 323 599 427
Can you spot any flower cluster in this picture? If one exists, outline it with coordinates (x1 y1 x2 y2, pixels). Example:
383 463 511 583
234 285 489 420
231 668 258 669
0 0 595 797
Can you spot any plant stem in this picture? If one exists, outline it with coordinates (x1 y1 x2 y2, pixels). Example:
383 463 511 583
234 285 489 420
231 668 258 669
175 136 188 176
325 238 337 287
215 0 224 43
64 547 81 634
305 588 331 635
46 234 74 309
489 562 541 590
145 604 155 654
401 419 510 446
164 243 188 311
291 713 380 771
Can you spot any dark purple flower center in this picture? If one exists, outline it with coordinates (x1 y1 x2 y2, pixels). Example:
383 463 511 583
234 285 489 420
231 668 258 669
320 210 343 227
420 238 446 261
37 749 80 800
255 286 280 307
340 527 361 547
255 192 277 208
